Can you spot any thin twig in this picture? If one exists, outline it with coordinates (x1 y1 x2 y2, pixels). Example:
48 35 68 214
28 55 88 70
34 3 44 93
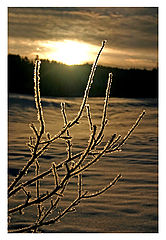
86 104 93 131
61 102 72 172
82 174 121 199
70 139 113 177
8 40 146 233
71 125 97 172
70 40 107 127
93 72 113 147
112 110 146 151
36 160 41 220
52 162 59 187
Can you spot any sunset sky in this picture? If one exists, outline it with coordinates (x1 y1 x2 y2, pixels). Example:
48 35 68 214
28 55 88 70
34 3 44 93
8 7 158 69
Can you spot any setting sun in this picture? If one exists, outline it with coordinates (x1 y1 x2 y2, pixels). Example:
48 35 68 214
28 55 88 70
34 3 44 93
42 40 92 65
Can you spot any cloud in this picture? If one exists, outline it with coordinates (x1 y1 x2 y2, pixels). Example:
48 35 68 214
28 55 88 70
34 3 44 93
8 7 158 69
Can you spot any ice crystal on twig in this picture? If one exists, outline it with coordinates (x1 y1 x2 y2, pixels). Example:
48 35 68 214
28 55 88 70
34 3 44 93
8 41 145 233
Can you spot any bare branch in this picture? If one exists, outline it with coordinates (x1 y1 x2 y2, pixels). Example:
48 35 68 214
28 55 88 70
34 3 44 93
112 110 146 151
8 41 146 233
71 125 97 172
34 59 45 136
83 174 122 199
70 139 113 177
36 160 41 220
86 104 93 131
78 168 83 198
52 162 59 187
70 40 107 127
93 72 113 147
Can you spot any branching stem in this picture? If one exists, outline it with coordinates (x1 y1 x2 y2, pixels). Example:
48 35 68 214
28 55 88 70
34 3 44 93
8 41 145 233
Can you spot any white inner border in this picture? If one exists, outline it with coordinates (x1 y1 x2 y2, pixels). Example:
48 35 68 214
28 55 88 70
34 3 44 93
1 1 166 239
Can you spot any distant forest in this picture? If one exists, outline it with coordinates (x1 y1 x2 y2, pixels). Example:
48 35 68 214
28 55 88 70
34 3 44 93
8 54 158 98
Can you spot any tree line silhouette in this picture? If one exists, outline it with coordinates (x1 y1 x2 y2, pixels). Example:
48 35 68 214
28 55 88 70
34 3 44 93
8 54 158 98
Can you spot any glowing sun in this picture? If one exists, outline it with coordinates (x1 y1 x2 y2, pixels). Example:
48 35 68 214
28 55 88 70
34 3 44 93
44 40 91 65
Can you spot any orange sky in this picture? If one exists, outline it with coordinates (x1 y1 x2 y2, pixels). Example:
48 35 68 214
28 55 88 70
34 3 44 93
8 7 158 69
